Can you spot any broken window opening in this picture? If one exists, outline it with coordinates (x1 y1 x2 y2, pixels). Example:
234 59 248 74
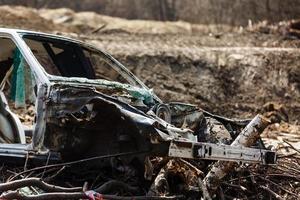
23 35 136 86
0 37 37 143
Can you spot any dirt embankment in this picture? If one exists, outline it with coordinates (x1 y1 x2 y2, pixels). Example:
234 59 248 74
0 5 299 123
93 35 300 122
0 6 73 32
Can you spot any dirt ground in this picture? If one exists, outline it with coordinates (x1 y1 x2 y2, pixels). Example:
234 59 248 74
0 5 299 199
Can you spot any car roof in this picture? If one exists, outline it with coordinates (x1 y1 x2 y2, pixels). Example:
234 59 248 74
0 27 82 44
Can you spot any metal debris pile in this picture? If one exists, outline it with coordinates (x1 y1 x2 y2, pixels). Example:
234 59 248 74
0 147 298 199
0 114 297 199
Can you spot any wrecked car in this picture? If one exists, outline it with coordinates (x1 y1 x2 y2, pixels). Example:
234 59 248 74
0 28 276 199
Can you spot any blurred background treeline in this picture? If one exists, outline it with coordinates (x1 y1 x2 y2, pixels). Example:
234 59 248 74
0 0 299 26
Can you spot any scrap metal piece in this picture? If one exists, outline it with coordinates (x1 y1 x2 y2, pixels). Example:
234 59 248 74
31 83 48 151
203 114 271 195
0 143 60 163
168 140 276 164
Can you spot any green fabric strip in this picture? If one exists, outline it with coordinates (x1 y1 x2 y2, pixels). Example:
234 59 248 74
11 48 25 107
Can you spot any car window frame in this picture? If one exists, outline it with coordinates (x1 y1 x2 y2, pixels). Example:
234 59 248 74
0 32 50 86
0 34 42 144
18 32 162 103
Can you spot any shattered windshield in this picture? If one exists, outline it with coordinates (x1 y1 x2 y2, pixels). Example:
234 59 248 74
21 34 144 88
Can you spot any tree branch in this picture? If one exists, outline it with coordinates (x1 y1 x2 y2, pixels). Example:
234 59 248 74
0 178 82 193
0 191 184 200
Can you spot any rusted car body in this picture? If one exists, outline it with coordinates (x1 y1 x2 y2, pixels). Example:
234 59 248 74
0 28 275 193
